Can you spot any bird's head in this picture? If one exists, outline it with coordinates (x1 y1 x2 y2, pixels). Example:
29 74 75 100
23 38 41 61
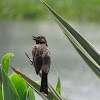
32 35 48 46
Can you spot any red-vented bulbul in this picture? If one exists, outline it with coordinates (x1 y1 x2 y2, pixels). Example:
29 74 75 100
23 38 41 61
32 35 51 95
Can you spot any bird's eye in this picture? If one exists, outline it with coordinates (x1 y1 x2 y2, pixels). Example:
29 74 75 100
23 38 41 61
37 36 40 39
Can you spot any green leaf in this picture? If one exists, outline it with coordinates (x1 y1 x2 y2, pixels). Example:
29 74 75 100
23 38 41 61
10 72 27 100
11 67 53 100
1 68 19 100
27 86 35 100
68 36 100 78
40 0 100 78
0 67 2 86
2 84 4 100
1 53 14 74
56 72 61 95
1 53 19 100
29 87 35 100
0 85 2 100
0 67 2 100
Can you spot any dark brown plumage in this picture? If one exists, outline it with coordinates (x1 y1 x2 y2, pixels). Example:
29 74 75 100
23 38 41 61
32 35 51 95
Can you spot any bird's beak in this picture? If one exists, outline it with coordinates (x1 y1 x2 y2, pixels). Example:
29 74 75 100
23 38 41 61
32 36 38 40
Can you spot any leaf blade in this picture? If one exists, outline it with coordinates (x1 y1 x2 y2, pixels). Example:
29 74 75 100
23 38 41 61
40 0 100 78
11 67 53 100
56 73 61 95
28 86 35 100
1 68 19 100
40 0 100 66
1 53 14 74
0 67 2 100
10 72 27 100
1 53 19 100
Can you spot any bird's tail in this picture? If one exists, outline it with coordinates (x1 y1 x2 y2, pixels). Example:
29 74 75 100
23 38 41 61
40 71 48 95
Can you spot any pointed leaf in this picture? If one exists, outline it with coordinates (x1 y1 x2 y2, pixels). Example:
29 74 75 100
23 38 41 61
10 72 27 100
40 0 100 78
11 67 53 100
40 0 100 65
56 72 61 95
57 20 100 77
68 36 100 77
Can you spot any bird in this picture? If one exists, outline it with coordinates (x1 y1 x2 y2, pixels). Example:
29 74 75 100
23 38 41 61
32 35 51 95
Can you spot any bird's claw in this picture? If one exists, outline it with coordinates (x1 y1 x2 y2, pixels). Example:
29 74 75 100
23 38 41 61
31 60 33 65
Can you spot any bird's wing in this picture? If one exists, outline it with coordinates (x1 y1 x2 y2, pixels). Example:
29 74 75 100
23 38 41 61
42 47 51 73
32 45 43 74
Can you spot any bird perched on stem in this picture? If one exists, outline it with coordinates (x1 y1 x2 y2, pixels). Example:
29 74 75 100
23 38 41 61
32 35 51 95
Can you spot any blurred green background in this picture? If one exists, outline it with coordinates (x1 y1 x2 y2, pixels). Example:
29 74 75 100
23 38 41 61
0 0 100 22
